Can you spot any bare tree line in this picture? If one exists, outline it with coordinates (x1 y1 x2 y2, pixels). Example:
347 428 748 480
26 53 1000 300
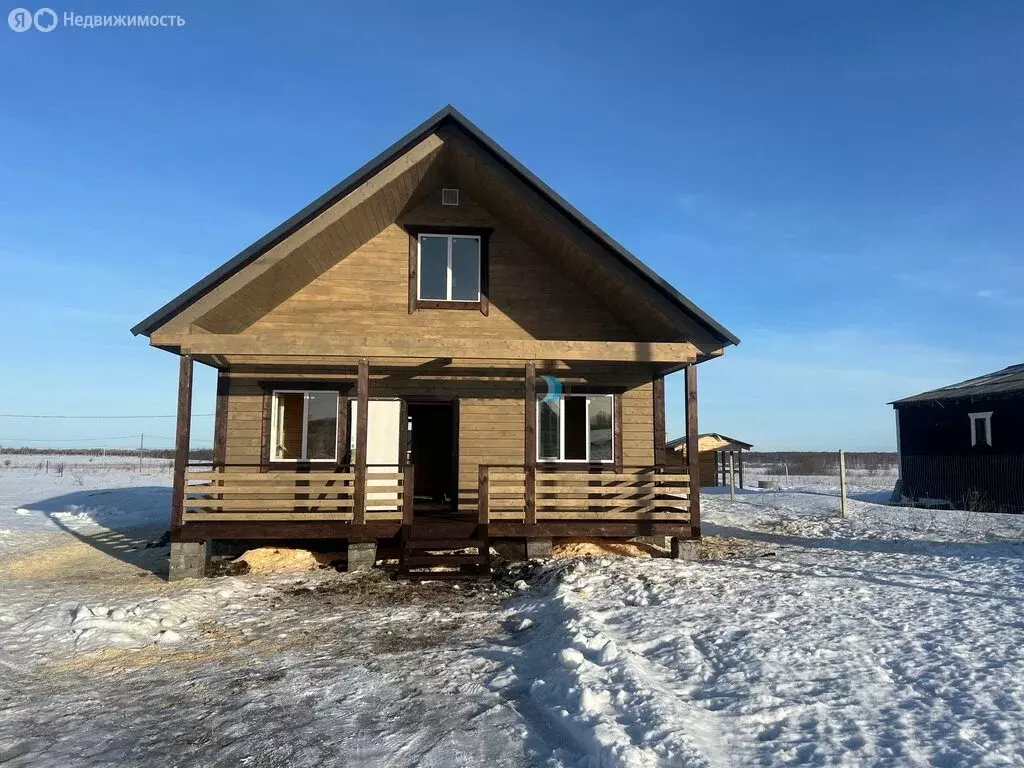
746 452 897 476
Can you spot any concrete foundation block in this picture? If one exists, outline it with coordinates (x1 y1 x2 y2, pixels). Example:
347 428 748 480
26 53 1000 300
347 541 377 571
670 537 701 562
525 538 553 560
169 540 210 580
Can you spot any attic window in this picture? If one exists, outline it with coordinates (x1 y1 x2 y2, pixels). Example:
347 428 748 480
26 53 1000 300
969 411 993 447
407 226 491 314
441 188 459 206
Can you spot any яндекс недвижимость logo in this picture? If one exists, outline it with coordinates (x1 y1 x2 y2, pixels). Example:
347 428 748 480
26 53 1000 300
8 7 56 31
8 8 184 31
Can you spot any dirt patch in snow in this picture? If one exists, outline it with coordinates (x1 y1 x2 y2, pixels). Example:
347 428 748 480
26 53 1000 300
279 569 508 608
552 538 666 559
40 644 227 676
235 547 344 574
699 534 777 560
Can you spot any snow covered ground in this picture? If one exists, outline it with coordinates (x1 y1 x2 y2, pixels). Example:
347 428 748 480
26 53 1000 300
2 467 1023 766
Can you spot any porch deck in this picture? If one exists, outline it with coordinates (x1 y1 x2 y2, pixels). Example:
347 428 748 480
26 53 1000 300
178 463 692 542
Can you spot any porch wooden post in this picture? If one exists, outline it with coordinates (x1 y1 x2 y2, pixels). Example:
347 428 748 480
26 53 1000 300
354 358 369 525
212 371 228 469
685 364 700 534
170 354 194 539
739 450 745 489
524 361 537 524
478 465 490 524
653 374 666 467
402 464 414 525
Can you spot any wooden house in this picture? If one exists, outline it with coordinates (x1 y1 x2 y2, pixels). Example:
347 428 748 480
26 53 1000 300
132 106 738 579
891 364 1024 513
667 433 753 489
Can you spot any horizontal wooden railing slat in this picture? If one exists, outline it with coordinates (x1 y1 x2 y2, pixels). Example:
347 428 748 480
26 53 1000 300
183 512 355 522
480 464 690 524
181 463 406 522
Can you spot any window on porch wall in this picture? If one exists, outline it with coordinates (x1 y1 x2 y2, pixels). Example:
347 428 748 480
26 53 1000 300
272 390 339 461
538 394 614 463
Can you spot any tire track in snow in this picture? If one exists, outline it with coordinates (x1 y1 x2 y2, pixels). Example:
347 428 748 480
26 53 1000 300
491 562 731 767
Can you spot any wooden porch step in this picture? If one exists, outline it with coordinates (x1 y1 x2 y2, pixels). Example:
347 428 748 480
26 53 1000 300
408 570 491 583
404 553 487 567
400 526 492 582
405 538 485 551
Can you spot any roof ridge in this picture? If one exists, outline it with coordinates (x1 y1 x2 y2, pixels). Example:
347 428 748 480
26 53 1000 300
131 105 738 346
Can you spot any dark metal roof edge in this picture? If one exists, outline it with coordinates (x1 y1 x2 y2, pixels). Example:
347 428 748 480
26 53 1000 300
890 365 1024 405
132 105 739 346
440 107 738 346
890 389 1024 406
131 105 459 336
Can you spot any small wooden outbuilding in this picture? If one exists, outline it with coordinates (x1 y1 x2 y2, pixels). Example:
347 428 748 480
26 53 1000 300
667 433 753 489
891 364 1024 512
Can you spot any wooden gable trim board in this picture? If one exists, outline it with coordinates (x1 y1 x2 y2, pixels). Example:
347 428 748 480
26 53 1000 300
155 134 445 335
132 106 737 350
154 331 701 363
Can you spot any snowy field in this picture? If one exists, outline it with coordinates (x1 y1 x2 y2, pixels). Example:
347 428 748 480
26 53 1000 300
2 467 1024 766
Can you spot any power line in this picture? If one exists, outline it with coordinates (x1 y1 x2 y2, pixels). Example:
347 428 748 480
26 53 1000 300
0 413 215 419
0 435 214 444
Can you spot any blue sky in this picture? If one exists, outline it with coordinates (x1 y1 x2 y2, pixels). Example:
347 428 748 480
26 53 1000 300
0 0 1020 452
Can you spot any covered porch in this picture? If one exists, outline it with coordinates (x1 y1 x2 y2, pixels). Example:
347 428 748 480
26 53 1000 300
167 346 705 577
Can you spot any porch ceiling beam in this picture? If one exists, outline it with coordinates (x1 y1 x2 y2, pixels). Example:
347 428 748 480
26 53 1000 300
157 334 701 363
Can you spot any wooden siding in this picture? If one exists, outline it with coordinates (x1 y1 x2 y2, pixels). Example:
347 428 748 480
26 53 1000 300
222 378 265 467
240 192 640 343
621 381 655 466
218 369 657 512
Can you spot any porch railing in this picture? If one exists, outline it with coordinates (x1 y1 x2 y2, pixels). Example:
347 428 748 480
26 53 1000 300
182 464 413 523
478 465 690 523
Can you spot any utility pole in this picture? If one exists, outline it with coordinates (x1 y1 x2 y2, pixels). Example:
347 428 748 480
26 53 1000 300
138 434 144 474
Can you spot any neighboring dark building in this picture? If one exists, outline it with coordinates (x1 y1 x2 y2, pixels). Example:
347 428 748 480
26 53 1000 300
891 364 1024 513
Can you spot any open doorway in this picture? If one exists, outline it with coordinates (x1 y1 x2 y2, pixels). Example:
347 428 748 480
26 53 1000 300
406 401 457 515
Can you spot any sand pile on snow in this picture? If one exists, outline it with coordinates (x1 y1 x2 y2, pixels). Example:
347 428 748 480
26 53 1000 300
551 538 662 558
235 547 341 573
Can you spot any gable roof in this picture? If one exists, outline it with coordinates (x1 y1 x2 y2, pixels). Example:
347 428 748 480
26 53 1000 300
891 363 1024 405
131 105 738 346
667 433 754 451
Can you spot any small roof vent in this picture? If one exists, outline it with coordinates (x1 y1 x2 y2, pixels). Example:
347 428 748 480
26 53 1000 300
441 188 459 206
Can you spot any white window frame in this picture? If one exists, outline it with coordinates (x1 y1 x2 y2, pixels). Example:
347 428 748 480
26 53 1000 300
270 389 339 462
417 233 481 302
969 411 993 447
537 393 614 464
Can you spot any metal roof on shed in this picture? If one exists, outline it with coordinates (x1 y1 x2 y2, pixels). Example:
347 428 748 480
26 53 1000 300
891 364 1024 405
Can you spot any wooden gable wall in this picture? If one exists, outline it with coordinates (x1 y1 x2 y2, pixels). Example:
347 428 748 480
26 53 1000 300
240 191 642 343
